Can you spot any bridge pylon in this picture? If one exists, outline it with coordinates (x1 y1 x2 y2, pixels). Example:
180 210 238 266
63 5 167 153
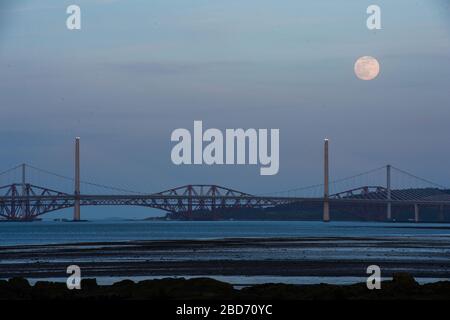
19 164 32 219
323 139 330 222
73 137 81 221
386 164 392 221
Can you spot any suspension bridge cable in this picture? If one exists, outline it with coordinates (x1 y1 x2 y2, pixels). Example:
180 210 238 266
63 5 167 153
24 164 145 195
257 182 324 196
329 165 387 184
391 166 447 189
258 165 387 196
0 164 23 177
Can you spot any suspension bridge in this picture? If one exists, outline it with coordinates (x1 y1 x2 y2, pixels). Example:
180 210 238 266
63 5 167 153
0 138 449 222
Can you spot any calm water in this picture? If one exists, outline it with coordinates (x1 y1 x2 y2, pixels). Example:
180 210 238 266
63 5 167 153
1 220 450 246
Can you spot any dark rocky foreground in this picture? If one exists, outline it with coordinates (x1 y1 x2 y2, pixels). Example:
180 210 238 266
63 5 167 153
1 273 450 300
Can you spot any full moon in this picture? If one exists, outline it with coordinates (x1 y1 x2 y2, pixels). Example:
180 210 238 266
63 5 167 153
354 56 380 81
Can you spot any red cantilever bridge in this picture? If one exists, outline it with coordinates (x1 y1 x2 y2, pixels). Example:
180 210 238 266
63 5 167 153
1 140 449 222
1 166 449 222
0 183 280 220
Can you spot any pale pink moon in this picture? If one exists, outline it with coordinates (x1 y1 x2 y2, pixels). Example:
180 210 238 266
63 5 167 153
354 56 380 81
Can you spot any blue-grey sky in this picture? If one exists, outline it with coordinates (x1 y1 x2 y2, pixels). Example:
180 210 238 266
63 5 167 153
1 0 450 219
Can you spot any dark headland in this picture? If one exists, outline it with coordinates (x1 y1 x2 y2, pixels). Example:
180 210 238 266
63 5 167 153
1 273 450 300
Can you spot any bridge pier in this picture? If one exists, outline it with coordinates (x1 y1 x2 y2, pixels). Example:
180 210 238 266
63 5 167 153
74 137 81 221
323 139 330 222
414 204 420 223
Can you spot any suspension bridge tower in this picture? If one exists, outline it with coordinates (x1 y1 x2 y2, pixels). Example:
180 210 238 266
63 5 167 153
21 163 29 219
74 137 81 221
323 138 330 222
386 164 392 221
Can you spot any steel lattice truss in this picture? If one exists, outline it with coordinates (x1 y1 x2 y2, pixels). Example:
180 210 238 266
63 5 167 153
0 184 72 220
1 183 450 220
330 186 450 201
0 184 278 220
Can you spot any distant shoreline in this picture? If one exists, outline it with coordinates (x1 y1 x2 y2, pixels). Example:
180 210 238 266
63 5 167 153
2 218 450 224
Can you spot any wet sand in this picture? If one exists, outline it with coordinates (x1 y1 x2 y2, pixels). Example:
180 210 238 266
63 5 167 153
1 236 450 280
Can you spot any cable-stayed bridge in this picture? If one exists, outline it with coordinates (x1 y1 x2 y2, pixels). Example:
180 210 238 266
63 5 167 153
0 139 449 222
